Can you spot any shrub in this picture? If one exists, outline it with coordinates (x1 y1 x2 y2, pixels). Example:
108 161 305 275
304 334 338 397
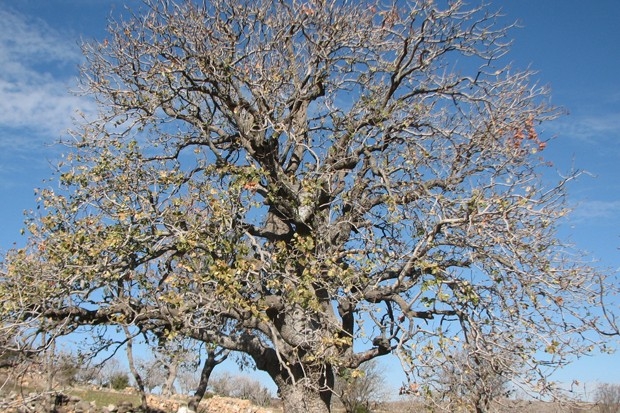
54 353 81 386
109 373 130 391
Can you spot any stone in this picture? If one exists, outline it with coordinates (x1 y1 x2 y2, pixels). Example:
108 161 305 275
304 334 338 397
74 400 92 412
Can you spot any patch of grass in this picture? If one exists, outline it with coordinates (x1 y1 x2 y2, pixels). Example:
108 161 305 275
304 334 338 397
66 388 142 407
0 373 140 409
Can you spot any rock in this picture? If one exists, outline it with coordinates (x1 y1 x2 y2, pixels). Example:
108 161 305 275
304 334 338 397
1 386 276 413
117 400 133 413
105 404 118 412
74 400 92 412
200 395 273 413
69 394 82 403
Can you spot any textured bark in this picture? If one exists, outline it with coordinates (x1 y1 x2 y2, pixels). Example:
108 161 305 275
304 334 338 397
267 360 334 413
279 382 331 413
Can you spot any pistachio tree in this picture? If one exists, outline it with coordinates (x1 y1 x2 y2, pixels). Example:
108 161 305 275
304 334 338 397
0 0 616 412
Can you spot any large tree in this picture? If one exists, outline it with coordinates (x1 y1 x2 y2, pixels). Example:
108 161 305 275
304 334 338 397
1 0 617 412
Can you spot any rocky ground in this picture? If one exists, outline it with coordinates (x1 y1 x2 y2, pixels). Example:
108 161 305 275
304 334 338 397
0 390 279 413
0 389 604 413
0 376 600 413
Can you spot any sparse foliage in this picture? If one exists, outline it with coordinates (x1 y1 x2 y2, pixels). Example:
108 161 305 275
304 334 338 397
135 336 194 396
136 358 168 394
336 359 387 413
51 352 81 387
208 371 236 398
74 362 101 386
210 372 272 406
176 368 200 396
98 358 127 390
418 342 513 413
1 0 618 412
595 383 620 413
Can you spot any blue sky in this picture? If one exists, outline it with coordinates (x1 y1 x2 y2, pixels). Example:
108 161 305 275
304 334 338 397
0 0 618 398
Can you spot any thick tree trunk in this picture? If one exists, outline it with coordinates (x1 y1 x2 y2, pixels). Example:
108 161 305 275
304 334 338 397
193 356 215 402
248 311 335 412
268 362 334 413
279 382 332 413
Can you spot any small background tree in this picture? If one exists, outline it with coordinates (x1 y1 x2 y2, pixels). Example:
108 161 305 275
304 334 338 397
420 349 512 413
74 362 101 387
595 383 620 413
209 372 273 407
98 358 127 390
408 328 519 413
176 368 201 396
335 359 388 413
136 358 167 394
50 351 81 388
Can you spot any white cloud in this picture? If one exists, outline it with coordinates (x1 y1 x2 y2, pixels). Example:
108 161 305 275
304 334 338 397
0 77 84 140
568 199 620 224
0 7 99 190
554 112 620 144
0 7 95 193
0 8 92 142
0 8 81 71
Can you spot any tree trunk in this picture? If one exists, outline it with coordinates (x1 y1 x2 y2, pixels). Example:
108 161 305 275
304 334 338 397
279 382 332 413
268 362 334 413
161 362 177 397
249 324 334 412
194 349 228 402
45 337 56 392
123 326 148 411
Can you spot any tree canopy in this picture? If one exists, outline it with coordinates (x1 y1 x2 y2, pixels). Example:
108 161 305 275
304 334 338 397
1 0 617 412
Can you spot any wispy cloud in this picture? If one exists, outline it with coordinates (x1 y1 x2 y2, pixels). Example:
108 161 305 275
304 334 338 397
0 8 97 188
568 199 620 224
0 8 80 72
553 112 620 145
0 8 91 143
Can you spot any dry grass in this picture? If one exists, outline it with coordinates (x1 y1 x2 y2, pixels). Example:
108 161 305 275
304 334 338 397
65 387 143 407
1 372 142 409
